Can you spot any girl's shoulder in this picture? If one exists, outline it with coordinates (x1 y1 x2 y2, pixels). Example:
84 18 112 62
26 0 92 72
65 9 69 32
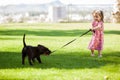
92 21 96 25
98 21 104 25
99 21 104 24
92 20 96 23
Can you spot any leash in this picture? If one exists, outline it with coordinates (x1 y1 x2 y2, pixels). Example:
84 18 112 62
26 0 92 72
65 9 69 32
52 29 91 53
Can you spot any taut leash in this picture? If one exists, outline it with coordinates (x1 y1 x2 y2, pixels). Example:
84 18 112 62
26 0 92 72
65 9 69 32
52 29 91 53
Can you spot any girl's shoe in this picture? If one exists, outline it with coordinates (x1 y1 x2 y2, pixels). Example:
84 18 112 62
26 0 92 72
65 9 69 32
91 54 95 57
98 54 102 58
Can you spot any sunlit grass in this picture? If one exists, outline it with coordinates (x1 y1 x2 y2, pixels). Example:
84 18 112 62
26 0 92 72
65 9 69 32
0 23 120 80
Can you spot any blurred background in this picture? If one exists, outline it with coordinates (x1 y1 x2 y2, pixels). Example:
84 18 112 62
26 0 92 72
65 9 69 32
0 0 119 23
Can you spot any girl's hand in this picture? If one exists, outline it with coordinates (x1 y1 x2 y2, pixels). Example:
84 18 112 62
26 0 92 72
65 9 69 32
90 28 94 31
90 28 95 33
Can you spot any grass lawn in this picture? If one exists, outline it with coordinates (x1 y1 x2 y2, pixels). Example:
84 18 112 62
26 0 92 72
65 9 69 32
0 23 120 80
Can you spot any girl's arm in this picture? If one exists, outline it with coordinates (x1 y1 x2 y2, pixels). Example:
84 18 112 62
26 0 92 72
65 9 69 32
91 22 103 30
92 25 101 30
90 25 101 31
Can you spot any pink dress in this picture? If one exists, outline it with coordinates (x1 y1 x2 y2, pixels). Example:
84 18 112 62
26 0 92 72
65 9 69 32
88 21 104 50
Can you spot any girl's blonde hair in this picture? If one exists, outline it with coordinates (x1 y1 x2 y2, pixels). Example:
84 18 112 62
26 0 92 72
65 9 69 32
92 10 104 22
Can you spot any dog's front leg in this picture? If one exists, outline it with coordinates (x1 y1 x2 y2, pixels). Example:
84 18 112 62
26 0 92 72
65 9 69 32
36 56 42 63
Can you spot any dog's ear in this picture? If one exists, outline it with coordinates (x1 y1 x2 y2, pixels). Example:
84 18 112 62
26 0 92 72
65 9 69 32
38 45 44 50
38 45 41 48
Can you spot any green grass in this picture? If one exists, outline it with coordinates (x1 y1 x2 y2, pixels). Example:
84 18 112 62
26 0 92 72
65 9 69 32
0 23 120 80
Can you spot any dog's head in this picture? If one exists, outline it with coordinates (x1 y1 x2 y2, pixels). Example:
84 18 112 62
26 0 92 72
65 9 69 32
37 45 51 55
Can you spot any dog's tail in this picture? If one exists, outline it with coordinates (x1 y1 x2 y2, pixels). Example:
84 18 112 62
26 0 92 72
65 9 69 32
23 34 26 47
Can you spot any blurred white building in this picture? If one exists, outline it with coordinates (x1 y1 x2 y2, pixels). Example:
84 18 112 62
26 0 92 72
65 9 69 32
47 0 66 22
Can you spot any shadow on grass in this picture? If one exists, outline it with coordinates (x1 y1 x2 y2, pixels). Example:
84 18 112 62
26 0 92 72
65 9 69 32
0 29 91 37
0 51 119 69
0 29 120 37
105 30 120 35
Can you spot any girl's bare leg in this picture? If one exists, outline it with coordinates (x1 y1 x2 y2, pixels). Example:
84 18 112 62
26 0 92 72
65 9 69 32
98 50 102 57
91 49 95 56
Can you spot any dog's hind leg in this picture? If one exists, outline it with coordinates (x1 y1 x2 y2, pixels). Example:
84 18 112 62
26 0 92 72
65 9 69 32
22 54 25 65
28 47 34 65
22 50 26 65
32 58 35 63
28 56 33 65
36 57 42 63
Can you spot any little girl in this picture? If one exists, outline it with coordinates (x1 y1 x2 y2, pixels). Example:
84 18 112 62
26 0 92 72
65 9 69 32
88 10 104 57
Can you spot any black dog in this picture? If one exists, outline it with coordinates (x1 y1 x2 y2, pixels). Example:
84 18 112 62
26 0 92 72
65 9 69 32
22 34 51 65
